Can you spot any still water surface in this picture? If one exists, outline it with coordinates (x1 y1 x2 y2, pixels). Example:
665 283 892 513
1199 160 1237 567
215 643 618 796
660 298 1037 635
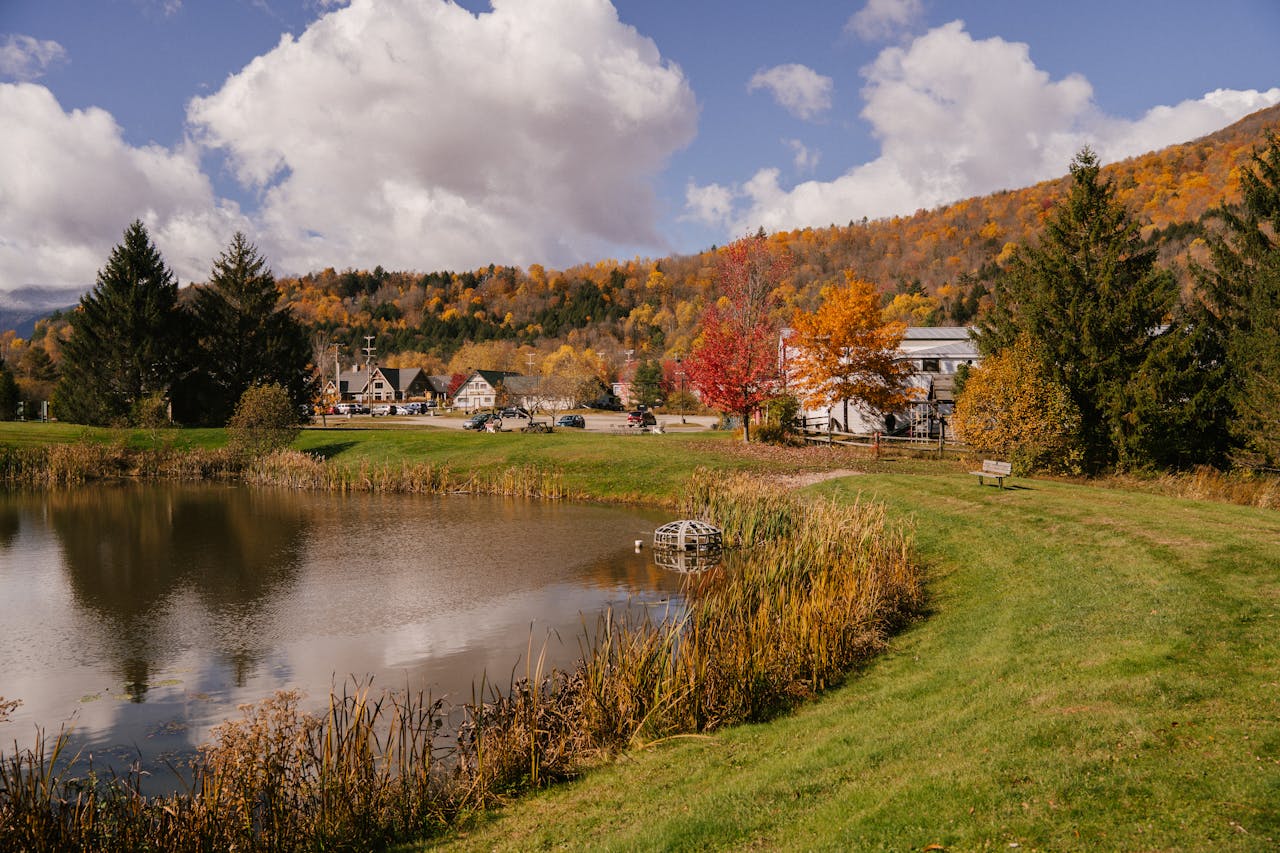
0 483 682 790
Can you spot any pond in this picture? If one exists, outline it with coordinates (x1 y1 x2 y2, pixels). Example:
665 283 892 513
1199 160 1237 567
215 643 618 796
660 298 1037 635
0 483 683 792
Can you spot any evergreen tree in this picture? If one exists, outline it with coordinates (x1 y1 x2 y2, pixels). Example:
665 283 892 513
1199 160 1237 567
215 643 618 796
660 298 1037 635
0 356 18 420
630 359 665 409
54 221 182 426
979 150 1177 472
1192 133 1280 466
177 233 316 426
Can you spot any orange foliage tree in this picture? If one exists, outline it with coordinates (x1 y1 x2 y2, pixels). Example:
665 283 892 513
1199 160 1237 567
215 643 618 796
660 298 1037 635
951 336 1083 474
789 272 915 430
685 235 789 442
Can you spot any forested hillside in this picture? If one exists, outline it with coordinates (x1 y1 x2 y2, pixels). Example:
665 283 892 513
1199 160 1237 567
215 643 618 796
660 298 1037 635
5 104 1279 384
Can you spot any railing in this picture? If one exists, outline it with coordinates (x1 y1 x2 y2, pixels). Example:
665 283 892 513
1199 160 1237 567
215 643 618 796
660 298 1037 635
793 416 968 458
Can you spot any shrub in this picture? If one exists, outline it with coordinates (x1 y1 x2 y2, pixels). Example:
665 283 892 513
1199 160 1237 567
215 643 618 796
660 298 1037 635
227 383 300 458
952 336 1084 475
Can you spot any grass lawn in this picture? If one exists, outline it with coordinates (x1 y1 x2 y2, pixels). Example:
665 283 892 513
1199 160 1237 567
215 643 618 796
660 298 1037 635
408 473 1280 851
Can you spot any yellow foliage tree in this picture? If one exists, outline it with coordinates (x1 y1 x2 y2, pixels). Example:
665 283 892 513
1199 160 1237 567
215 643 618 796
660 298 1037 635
881 292 938 326
951 336 1083 474
790 271 915 428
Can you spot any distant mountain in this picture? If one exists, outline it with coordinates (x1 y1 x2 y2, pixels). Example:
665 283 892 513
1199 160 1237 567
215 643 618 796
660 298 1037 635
0 285 84 337
0 307 61 339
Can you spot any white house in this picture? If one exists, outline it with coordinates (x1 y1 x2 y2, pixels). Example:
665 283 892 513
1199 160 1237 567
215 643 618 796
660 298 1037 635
453 370 578 413
452 370 522 411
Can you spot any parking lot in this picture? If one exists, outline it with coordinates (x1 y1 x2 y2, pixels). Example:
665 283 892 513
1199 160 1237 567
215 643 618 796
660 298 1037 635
312 409 719 432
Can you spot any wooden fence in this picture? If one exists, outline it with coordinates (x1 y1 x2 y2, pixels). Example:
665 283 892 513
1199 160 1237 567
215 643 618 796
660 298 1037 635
794 416 968 459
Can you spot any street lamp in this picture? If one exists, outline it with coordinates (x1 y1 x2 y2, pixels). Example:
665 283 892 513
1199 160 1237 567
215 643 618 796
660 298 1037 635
676 355 686 424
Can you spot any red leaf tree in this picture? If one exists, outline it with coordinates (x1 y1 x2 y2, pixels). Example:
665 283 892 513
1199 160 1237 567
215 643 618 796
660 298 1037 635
685 234 790 441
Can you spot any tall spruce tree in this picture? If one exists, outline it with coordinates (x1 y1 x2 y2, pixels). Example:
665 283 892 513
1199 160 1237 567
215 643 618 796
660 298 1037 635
630 359 666 409
978 149 1177 472
177 233 315 425
1192 133 1280 466
0 355 18 420
54 221 182 426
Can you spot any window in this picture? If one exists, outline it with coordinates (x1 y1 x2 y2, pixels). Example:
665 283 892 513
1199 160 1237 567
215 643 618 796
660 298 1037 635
922 358 940 373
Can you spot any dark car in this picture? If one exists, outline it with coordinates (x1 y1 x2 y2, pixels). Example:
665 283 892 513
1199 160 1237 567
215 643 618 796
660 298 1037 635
627 410 657 428
463 412 500 430
555 414 585 429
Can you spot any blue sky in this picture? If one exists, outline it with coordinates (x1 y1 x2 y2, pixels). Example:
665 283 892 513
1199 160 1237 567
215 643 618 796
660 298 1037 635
1 0 1278 310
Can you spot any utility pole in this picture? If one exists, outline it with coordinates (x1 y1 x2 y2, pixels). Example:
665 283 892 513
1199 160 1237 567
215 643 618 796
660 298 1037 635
362 335 376 367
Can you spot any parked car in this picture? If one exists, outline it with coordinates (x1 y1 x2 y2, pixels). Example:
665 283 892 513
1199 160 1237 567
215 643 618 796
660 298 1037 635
371 403 393 416
501 407 531 420
627 410 657 428
555 414 585 429
463 412 501 430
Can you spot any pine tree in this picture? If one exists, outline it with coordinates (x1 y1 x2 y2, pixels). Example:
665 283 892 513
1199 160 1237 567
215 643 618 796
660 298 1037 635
54 221 182 426
0 356 18 420
177 233 316 426
630 359 665 409
1193 133 1280 466
979 150 1177 472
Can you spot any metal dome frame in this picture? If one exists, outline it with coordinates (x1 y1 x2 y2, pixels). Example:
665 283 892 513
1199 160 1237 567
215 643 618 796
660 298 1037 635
653 519 723 554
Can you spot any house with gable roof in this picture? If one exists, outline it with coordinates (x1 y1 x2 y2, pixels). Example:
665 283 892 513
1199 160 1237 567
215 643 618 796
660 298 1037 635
452 370 522 411
325 366 452 404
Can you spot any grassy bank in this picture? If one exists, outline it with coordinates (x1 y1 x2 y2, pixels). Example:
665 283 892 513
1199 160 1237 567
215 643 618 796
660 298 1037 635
414 473 1280 851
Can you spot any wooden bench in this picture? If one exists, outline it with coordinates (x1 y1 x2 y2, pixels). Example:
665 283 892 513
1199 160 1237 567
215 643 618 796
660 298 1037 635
971 459 1012 489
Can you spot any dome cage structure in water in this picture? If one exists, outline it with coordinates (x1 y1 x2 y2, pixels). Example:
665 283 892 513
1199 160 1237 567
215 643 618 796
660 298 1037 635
652 519 723 573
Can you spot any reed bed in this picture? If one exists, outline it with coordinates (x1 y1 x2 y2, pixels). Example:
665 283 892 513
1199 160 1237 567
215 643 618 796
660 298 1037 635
0 441 243 487
0 470 920 851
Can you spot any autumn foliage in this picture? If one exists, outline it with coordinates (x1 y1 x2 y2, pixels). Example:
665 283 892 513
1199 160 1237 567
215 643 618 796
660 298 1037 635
788 271 915 422
685 235 789 441
951 337 1083 474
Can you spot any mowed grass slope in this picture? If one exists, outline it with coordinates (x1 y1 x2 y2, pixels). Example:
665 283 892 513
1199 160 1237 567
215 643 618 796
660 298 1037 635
416 473 1280 851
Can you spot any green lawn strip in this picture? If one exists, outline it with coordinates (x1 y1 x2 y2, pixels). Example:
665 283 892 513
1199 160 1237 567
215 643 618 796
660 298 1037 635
0 421 227 450
414 474 1280 851
291 427 804 503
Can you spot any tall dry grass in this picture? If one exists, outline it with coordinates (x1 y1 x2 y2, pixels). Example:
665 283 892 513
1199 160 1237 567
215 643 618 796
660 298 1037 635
0 469 920 850
1104 465 1280 510
0 441 243 487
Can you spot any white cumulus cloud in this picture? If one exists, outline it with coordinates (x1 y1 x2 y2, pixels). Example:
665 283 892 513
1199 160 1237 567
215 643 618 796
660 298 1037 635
0 83 247 301
747 63 833 120
0 35 68 81
186 0 697 275
688 20 1280 236
845 0 923 42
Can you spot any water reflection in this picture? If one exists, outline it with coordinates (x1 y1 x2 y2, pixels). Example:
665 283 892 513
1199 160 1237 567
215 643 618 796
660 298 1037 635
49 484 306 701
0 504 18 552
0 484 679 792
